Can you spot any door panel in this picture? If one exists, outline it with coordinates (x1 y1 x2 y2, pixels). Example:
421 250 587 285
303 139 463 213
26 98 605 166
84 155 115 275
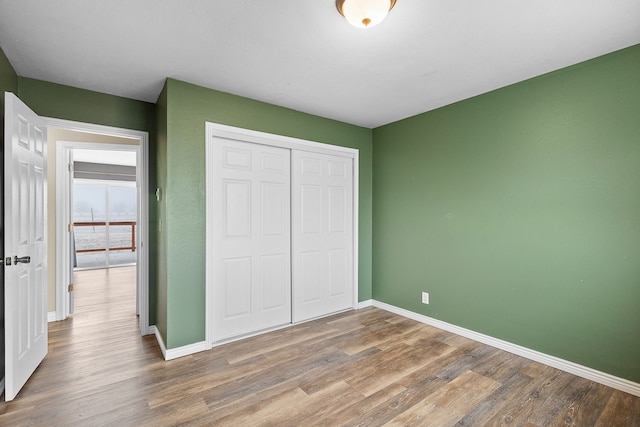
301 185 321 233
328 187 346 232
18 271 29 354
211 138 291 342
301 250 321 303
224 257 251 318
262 254 286 310
224 180 251 237
329 248 347 296
4 92 48 401
34 167 45 240
262 183 286 235
293 151 353 322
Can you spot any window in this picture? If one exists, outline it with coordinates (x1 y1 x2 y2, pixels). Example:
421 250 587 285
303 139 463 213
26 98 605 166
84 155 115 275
73 181 137 269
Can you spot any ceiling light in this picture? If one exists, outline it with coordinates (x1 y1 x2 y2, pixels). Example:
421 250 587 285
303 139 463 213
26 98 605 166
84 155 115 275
336 0 397 29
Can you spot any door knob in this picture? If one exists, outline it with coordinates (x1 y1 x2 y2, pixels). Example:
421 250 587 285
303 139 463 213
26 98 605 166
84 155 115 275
14 255 31 264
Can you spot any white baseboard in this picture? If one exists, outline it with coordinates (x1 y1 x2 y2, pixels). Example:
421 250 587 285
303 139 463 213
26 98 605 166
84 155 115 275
166 341 208 361
151 325 208 361
357 299 373 309
47 311 58 322
151 326 166 360
372 300 640 398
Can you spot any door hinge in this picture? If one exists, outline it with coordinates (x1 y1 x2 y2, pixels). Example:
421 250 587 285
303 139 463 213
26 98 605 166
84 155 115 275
68 283 74 292
68 163 73 172
68 223 74 232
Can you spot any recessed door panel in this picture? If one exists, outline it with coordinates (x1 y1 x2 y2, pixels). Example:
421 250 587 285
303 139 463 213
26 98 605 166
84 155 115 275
262 183 286 236
18 116 29 149
34 264 45 337
328 161 346 178
18 271 30 357
262 153 286 173
224 257 252 318
262 254 286 310
34 126 44 156
19 161 30 246
328 186 345 233
329 248 346 296
224 180 251 238
301 157 321 176
301 251 321 303
223 147 251 169
301 185 321 234
34 166 45 241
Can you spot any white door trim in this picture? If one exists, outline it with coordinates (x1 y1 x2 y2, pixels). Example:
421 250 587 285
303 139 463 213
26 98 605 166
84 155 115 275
205 122 359 349
47 118 150 336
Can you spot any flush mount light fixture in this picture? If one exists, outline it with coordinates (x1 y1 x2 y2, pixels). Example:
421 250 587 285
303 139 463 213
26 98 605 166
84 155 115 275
336 0 397 28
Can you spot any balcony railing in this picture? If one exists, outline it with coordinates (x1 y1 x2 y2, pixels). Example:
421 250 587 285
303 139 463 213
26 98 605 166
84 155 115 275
73 221 136 253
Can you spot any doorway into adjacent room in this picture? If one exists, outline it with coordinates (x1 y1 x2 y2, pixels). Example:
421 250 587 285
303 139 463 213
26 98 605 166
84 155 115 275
69 149 138 320
52 121 149 336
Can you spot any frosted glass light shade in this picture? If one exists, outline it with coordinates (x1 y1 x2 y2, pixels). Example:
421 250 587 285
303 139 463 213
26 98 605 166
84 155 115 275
336 0 396 28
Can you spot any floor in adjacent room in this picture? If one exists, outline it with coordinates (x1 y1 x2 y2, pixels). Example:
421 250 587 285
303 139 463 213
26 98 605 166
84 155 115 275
0 266 638 426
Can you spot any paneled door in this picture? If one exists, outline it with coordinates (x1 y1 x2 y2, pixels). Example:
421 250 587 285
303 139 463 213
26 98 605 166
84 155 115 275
292 151 353 322
4 93 48 401
210 138 292 342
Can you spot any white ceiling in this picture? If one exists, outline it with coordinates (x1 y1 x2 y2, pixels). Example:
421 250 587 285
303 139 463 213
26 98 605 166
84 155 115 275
1 0 639 128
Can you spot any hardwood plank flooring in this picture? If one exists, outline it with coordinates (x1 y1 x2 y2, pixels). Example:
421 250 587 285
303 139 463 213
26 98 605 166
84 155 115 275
1 266 639 426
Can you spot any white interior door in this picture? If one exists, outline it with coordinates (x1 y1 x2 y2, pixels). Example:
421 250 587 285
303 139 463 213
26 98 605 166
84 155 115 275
3 92 48 401
292 150 353 323
211 138 291 342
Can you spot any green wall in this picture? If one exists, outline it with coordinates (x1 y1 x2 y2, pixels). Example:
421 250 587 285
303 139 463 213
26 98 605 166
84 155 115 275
16 78 158 324
372 44 640 382
155 82 168 342
18 78 155 132
0 45 19 387
0 47 17 96
159 78 372 349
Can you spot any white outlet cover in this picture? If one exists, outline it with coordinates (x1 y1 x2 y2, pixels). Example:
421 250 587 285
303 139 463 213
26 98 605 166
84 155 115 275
422 292 429 304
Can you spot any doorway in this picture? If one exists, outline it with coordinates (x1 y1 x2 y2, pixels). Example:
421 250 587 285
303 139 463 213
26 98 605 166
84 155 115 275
49 118 149 336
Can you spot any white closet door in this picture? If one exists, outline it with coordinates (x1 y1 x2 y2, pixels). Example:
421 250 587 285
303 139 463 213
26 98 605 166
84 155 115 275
211 138 291 341
292 151 354 322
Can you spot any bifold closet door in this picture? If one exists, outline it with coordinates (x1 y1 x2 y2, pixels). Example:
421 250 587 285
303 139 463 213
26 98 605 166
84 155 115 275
211 138 291 342
292 151 354 323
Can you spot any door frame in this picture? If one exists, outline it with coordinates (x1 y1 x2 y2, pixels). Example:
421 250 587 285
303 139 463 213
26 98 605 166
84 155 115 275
48 118 150 336
205 122 359 348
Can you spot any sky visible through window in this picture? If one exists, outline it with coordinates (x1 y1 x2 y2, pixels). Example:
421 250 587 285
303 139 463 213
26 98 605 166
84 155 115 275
74 181 137 269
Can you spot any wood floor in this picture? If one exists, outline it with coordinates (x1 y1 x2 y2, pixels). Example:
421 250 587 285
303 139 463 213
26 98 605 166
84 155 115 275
1 267 639 426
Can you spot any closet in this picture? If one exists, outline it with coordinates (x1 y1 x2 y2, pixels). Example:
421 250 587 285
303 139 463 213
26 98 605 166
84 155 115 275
206 123 357 344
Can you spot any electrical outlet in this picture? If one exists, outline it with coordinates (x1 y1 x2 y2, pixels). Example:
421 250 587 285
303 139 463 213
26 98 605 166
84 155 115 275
422 292 429 304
